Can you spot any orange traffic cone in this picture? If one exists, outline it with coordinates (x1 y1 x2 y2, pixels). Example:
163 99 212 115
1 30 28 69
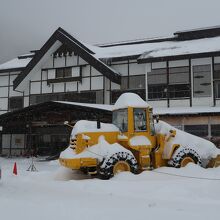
13 162 17 175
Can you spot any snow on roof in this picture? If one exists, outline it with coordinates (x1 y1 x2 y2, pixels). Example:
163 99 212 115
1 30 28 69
113 93 151 110
89 36 220 60
139 36 220 60
154 106 220 115
55 101 114 111
0 57 32 71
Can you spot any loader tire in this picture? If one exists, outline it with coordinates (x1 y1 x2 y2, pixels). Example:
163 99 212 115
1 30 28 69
99 152 138 179
169 147 202 168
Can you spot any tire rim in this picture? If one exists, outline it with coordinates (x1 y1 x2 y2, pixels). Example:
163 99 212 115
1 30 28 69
113 161 131 174
181 157 195 167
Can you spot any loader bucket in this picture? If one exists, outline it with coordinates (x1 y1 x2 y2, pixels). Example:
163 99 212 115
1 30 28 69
207 155 220 168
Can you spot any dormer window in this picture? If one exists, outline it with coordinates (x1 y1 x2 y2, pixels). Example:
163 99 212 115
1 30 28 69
47 66 82 84
55 67 72 78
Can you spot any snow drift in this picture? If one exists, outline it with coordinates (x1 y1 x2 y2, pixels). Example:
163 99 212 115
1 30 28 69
155 120 220 163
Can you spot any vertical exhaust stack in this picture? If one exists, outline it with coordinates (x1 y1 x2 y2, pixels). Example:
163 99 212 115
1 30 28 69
97 117 101 129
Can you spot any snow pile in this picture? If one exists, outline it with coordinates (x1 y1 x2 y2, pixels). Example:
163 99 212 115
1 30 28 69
60 136 131 161
113 93 150 110
155 120 220 161
70 120 119 139
129 135 151 146
2 157 220 220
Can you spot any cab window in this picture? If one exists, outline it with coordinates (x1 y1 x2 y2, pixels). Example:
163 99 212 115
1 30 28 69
134 108 146 131
112 109 128 132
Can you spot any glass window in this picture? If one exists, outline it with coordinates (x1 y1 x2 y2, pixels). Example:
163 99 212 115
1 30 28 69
148 84 167 100
193 65 211 97
134 108 147 131
213 64 220 80
121 76 128 90
55 67 72 78
169 66 189 84
149 111 155 135
214 81 220 98
184 125 208 137
112 109 128 132
129 75 145 89
63 67 72 78
9 97 24 111
169 84 190 98
55 69 63 78
211 124 220 136
148 68 167 85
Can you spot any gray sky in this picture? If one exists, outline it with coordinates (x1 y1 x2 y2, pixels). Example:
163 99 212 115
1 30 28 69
1 0 220 64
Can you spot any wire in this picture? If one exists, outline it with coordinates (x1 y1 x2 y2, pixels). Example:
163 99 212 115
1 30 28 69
152 170 220 181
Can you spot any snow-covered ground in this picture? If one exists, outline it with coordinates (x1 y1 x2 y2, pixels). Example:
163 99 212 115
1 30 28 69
1 157 220 220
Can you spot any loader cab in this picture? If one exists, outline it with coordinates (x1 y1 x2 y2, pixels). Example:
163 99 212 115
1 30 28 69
112 106 156 146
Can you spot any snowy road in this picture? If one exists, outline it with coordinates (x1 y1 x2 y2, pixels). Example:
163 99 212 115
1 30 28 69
0 157 220 220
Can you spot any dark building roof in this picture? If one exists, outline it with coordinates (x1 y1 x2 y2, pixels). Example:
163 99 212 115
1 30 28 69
174 25 220 40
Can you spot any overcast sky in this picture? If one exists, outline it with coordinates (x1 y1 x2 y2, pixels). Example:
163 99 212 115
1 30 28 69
1 0 220 64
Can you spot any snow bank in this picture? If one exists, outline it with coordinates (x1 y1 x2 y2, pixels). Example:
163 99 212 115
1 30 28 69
113 93 150 110
60 136 131 161
129 135 151 146
155 120 220 161
70 120 119 139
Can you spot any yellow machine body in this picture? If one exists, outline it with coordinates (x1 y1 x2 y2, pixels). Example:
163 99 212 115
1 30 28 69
59 106 180 173
59 100 220 175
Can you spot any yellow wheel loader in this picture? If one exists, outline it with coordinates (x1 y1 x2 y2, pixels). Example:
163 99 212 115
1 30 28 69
59 93 220 179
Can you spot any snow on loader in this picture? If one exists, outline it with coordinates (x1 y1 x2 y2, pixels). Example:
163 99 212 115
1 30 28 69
59 93 220 179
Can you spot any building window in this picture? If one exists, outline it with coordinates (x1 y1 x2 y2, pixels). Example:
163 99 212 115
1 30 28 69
213 63 220 98
193 64 211 97
168 66 190 99
121 75 145 90
55 67 72 78
9 97 24 111
169 84 190 98
129 75 145 89
148 66 190 100
184 125 208 137
148 68 167 100
148 84 167 99
30 92 97 105
211 124 220 136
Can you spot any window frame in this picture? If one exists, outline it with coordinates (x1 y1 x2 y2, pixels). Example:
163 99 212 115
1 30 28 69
133 108 147 132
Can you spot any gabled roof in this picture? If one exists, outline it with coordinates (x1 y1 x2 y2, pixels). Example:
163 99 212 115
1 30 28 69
13 27 121 89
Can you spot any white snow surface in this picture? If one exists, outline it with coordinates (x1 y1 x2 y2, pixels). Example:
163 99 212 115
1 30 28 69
60 136 131 161
1 157 220 220
129 135 151 146
154 106 220 115
155 120 220 160
0 57 32 71
55 101 114 111
113 93 151 110
89 36 220 60
70 120 119 139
